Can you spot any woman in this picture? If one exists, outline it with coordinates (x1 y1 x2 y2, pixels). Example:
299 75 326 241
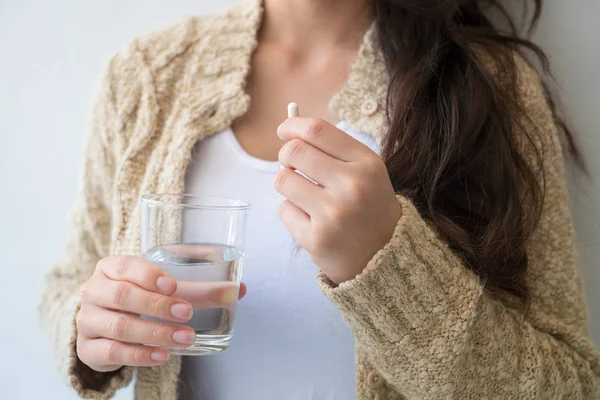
40 0 600 398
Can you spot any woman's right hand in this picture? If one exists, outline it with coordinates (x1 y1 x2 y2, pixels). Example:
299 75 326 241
76 255 245 373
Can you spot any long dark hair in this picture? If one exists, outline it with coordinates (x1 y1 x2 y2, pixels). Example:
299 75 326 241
373 0 581 303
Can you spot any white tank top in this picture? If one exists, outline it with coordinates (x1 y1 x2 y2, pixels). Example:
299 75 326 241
179 121 379 400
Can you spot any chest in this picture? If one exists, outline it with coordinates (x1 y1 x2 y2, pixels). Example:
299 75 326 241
178 127 366 400
108 45 388 258
232 42 356 161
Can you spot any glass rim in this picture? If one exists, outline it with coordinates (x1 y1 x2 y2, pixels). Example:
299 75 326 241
141 193 250 211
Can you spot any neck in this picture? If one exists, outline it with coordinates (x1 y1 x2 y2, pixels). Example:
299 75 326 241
261 0 372 51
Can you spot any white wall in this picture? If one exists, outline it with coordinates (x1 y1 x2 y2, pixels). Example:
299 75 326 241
0 2 236 399
532 0 600 344
0 1 597 399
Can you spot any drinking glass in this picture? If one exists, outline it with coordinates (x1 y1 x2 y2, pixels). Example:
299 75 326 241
141 194 250 355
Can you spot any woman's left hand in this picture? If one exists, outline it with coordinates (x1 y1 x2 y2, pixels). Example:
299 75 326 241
275 118 402 285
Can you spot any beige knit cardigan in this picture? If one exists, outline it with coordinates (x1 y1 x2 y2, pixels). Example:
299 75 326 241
40 0 600 399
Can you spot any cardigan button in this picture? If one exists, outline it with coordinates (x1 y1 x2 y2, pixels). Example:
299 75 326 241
366 370 383 388
360 98 378 116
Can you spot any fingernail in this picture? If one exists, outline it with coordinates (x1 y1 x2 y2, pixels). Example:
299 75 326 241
157 276 176 294
220 287 239 304
171 303 193 320
151 350 169 362
173 330 195 345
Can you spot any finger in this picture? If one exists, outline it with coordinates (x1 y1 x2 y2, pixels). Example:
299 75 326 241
277 117 368 162
78 305 196 348
239 282 247 300
155 244 229 262
78 337 170 369
174 281 240 310
274 167 327 216
98 256 177 295
278 139 342 186
278 199 311 245
83 276 193 322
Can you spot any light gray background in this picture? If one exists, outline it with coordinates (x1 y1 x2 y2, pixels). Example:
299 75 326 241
0 1 598 399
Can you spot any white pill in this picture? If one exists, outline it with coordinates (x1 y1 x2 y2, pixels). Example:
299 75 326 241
287 102 299 118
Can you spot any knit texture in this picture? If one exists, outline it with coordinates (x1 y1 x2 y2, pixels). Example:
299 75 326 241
39 0 600 398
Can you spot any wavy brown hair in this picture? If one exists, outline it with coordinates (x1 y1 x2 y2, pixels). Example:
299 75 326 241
374 0 582 303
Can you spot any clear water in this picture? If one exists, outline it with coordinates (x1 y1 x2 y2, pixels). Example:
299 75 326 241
143 243 243 355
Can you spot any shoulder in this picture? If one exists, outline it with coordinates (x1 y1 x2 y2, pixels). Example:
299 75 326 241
477 47 561 153
110 1 259 75
104 1 259 99
476 47 543 94
477 48 549 115
508 53 562 160
98 1 260 138
117 0 255 65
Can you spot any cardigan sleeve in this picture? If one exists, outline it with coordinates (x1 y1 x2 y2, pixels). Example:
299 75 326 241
318 60 600 399
39 54 134 399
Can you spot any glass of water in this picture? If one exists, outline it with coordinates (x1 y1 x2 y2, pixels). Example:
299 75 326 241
141 194 250 355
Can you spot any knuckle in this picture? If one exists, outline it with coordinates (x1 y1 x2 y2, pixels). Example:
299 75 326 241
305 119 326 141
278 201 288 218
105 341 121 364
76 338 91 365
109 281 129 307
114 256 133 278
274 170 289 191
95 257 107 272
108 315 129 340
75 309 86 330
79 281 92 303
140 265 159 286
324 203 345 223
76 341 87 360
151 325 170 343
364 154 384 170
130 346 147 364
282 139 305 162
349 182 367 199
344 176 368 201
148 295 165 316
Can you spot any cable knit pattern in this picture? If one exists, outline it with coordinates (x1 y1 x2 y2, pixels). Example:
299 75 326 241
40 0 599 398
